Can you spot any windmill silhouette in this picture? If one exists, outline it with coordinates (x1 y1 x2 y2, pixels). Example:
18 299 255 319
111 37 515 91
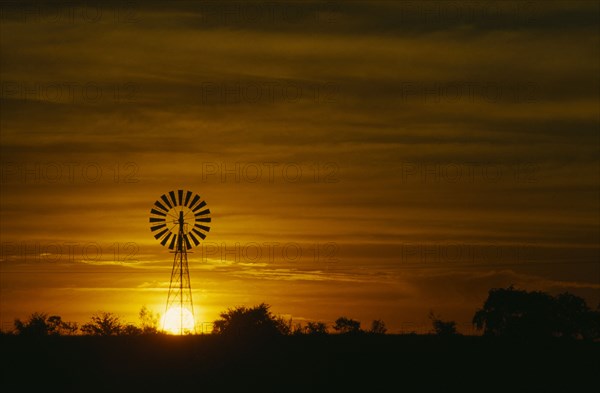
149 190 211 334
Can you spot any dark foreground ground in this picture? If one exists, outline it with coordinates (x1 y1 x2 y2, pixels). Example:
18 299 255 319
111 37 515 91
1 334 598 392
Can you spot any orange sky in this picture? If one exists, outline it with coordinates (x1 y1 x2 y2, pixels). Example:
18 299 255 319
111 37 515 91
1 1 599 333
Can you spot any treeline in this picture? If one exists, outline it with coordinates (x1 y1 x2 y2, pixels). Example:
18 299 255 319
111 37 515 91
5 286 600 339
212 303 388 336
10 306 161 336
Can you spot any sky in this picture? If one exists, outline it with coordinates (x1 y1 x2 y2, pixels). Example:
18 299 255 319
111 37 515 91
0 1 599 333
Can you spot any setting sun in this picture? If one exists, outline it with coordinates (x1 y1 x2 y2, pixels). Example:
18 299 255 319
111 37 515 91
161 307 195 335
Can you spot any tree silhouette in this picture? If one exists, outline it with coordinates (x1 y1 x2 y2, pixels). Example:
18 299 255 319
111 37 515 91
14 312 50 336
14 313 78 336
473 286 600 339
429 311 457 336
554 292 599 339
369 319 387 334
333 317 361 334
138 306 160 334
212 303 290 337
305 321 329 335
81 312 123 336
47 315 78 335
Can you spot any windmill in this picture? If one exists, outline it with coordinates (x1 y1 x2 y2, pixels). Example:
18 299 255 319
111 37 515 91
149 190 211 334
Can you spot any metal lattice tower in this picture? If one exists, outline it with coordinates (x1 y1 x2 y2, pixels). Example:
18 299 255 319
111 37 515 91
165 211 195 334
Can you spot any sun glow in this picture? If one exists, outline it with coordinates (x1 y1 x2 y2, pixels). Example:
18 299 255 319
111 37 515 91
161 306 195 334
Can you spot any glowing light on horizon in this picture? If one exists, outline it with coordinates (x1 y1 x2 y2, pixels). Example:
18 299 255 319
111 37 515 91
161 306 195 335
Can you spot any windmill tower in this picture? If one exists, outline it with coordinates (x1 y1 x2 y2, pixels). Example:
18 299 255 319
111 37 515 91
149 190 211 334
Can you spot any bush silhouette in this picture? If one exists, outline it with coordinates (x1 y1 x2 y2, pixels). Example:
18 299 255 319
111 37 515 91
122 324 143 335
333 317 362 334
14 312 51 336
369 319 387 334
81 312 123 336
212 303 290 337
429 311 457 336
305 321 329 335
138 306 161 334
14 313 78 336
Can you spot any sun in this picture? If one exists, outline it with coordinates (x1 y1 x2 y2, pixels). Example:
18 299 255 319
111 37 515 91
161 306 195 334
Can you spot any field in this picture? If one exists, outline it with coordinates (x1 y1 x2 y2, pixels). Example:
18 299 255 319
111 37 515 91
1 335 598 392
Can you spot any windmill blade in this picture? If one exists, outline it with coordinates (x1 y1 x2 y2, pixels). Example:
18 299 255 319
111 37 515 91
184 191 192 206
195 217 211 223
188 232 201 246
192 228 207 240
169 191 178 206
188 194 201 210
192 201 207 212
194 208 210 217
150 208 167 217
160 232 172 247
161 194 173 209
150 217 166 223
195 223 211 232
183 234 192 250
178 190 184 205
154 228 169 239
150 223 167 232
169 234 177 250
154 201 169 212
